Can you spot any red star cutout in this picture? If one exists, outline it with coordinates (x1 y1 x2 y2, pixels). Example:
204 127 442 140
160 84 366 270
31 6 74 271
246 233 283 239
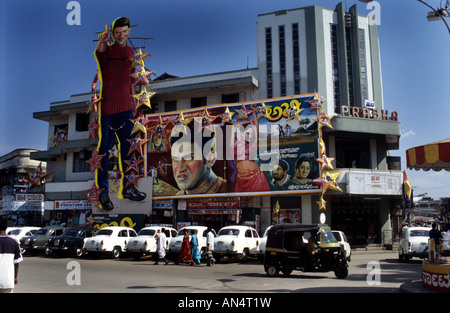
235 104 253 121
127 134 149 155
83 183 104 203
124 154 143 173
88 118 99 140
124 172 142 188
86 151 105 173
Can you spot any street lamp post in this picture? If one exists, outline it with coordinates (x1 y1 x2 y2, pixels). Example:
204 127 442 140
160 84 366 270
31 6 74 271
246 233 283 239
417 0 450 34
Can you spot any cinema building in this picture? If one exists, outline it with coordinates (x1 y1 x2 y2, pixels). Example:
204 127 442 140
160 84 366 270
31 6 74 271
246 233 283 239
31 3 402 245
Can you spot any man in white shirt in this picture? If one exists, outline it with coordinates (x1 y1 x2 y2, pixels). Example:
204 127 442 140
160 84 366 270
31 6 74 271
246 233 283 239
206 227 216 266
154 228 169 265
0 218 23 293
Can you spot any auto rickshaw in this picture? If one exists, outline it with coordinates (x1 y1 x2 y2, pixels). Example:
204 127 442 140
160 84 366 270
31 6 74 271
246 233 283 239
263 223 348 279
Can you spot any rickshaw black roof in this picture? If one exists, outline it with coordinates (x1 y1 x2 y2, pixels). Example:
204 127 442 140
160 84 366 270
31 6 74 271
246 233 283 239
267 223 329 234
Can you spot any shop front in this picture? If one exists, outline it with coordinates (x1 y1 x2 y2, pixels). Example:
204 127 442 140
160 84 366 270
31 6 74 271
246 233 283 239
177 197 242 232
46 200 92 227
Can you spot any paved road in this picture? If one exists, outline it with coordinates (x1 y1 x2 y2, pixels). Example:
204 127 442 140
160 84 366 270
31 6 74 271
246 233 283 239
14 252 423 294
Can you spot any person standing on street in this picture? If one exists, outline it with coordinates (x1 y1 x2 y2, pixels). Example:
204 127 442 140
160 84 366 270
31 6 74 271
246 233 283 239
154 228 169 265
429 223 443 251
206 227 216 266
0 218 23 293
190 232 202 265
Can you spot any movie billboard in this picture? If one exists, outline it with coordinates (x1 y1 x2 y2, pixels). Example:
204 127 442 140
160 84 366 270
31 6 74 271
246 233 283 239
147 94 321 199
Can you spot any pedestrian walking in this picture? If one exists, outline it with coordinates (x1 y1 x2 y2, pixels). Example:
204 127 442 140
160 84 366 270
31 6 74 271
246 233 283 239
206 227 216 266
0 218 23 293
154 228 169 265
175 231 194 265
429 223 443 250
190 232 201 265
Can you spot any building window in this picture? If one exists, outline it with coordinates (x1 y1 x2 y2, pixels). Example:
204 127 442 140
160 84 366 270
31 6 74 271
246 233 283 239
191 97 207 108
346 27 354 107
265 27 273 99
222 93 239 104
279 25 286 97
76 113 89 132
335 137 370 169
292 23 300 95
330 24 341 114
359 29 368 102
165 100 177 112
73 150 92 173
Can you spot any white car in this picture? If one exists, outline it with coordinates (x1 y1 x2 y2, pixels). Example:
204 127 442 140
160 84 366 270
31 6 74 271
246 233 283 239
7 227 40 243
398 226 431 261
83 226 137 258
213 225 260 262
332 230 351 261
126 226 177 260
169 226 215 258
257 226 272 261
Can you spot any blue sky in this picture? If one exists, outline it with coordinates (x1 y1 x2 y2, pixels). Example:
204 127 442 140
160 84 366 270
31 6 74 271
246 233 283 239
0 0 449 200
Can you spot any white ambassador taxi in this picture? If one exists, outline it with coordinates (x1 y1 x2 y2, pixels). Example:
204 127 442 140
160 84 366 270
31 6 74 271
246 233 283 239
213 225 260 262
83 226 137 258
126 226 177 260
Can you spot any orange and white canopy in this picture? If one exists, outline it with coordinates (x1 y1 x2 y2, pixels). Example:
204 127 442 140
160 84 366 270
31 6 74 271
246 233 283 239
406 138 450 172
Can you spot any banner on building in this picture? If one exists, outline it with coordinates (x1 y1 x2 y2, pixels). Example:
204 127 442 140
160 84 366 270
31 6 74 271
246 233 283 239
147 94 321 199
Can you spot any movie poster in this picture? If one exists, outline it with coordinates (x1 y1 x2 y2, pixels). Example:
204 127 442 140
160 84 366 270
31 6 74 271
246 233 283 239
147 94 321 199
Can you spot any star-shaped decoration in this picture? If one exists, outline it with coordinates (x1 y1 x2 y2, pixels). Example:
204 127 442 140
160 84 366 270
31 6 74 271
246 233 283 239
316 197 327 210
86 93 101 114
86 151 105 173
91 71 99 93
199 108 217 130
235 104 253 121
50 128 67 147
133 87 156 110
148 115 168 138
130 112 150 136
314 109 334 129
218 107 235 126
127 134 149 155
312 171 342 194
27 162 52 188
318 137 326 155
254 102 271 119
286 102 304 121
83 183 104 203
88 117 99 140
316 154 334 171
131 66 154 85
306 93 323 112
124 154 143 173
124 172 142 188
130 49 151 68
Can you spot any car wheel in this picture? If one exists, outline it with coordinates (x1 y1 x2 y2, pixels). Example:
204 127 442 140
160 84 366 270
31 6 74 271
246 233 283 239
44 246 52 256
238 249 248 262
112 247 122 258
266 265 280 277
75 247 84 258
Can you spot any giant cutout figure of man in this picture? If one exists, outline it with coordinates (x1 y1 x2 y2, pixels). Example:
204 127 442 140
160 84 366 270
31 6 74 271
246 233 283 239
95 17 146 210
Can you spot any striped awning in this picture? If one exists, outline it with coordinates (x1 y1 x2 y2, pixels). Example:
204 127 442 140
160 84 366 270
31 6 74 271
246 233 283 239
406 138 450 172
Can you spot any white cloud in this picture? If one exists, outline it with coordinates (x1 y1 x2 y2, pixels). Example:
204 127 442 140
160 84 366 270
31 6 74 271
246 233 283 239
401 129 416 138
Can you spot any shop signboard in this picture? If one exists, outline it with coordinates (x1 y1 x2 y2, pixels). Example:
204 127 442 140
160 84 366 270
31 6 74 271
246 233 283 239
347 172 403 195
147 94 321 199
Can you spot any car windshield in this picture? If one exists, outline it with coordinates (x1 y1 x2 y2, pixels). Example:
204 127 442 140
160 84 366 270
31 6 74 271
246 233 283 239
410 230 429 237
138 229 156 236
62 229 80 237
96 229 113 236
218 229 240 236
35 229 49 236
320 228 338 243
9 229 22 235
177 229 198 236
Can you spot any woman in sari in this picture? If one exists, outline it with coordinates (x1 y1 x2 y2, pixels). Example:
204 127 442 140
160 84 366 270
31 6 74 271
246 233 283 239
175 231 194 265
190 232 202 264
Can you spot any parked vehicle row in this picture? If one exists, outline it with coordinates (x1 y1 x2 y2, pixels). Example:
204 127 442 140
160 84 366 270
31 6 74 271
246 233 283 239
11 224 351 267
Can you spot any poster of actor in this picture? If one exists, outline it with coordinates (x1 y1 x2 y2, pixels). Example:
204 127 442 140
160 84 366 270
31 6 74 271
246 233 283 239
92 17 152 213
148 94 322 199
